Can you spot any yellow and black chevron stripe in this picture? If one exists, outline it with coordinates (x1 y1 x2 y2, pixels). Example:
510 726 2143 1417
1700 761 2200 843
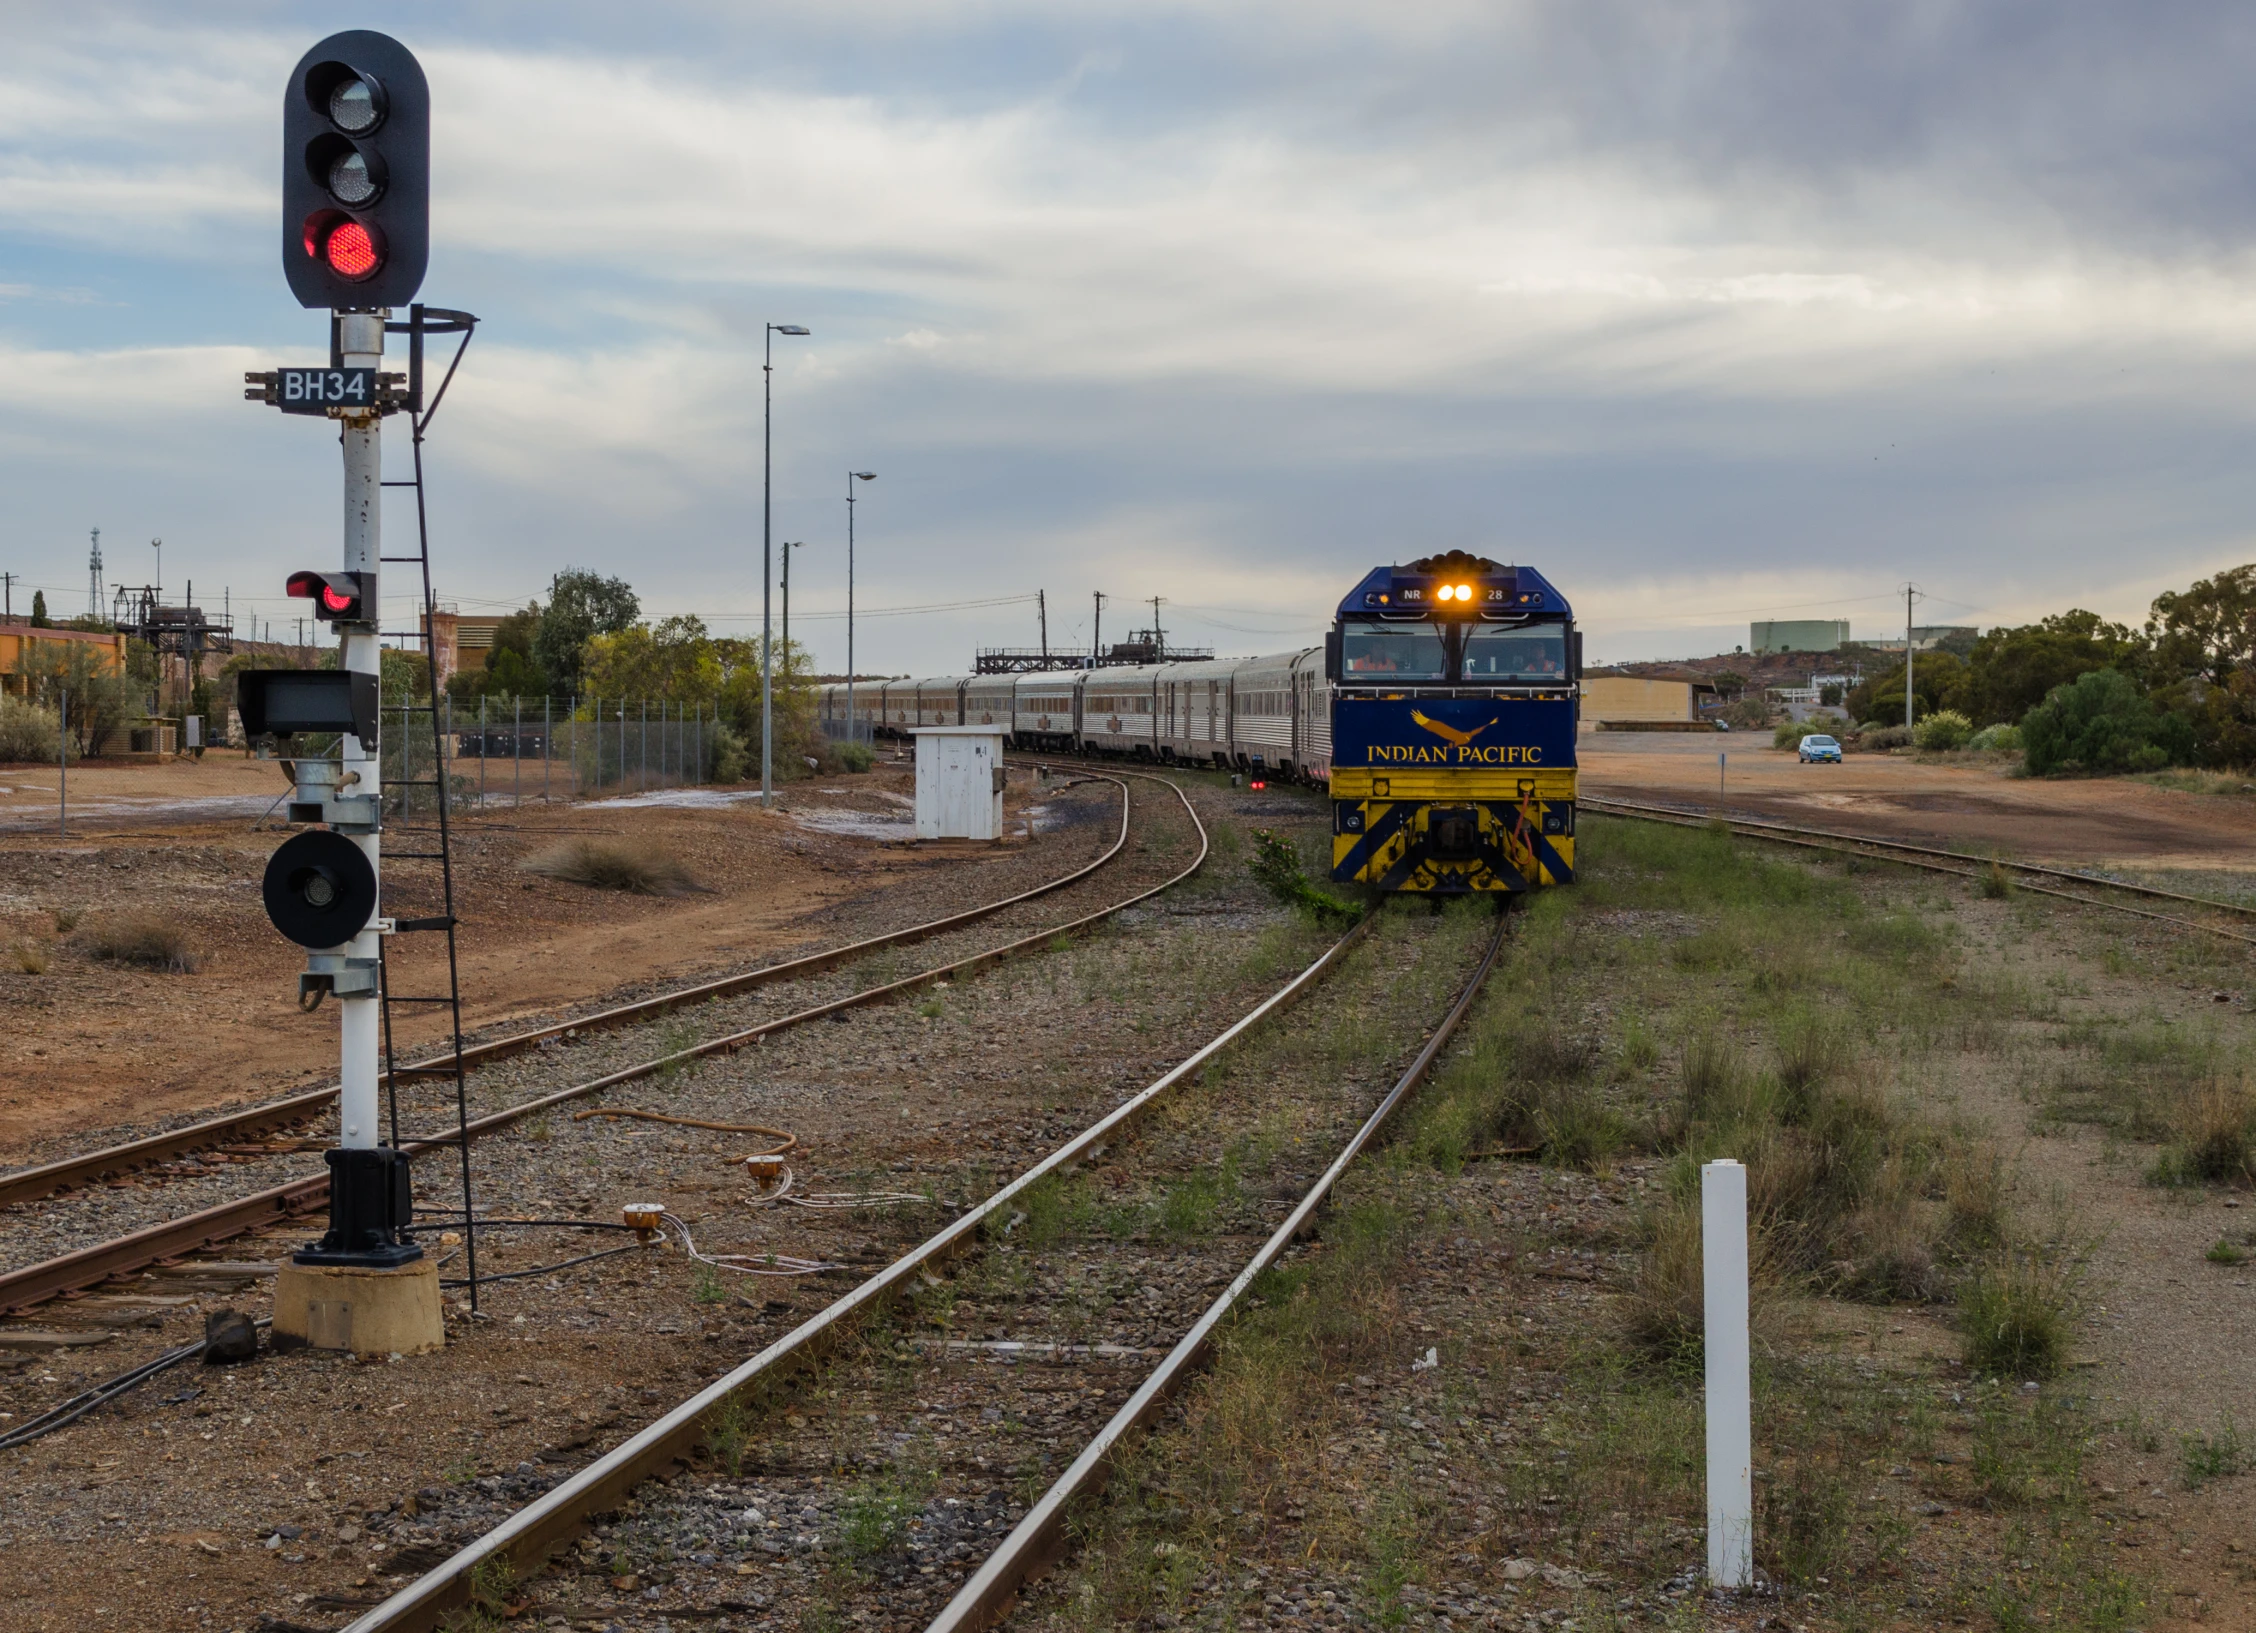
1329 769 1576 893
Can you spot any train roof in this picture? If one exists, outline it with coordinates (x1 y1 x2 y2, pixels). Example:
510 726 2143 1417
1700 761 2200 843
1337 552 1571 620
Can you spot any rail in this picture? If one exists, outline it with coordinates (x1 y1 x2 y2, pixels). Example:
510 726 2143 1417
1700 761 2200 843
928 907 1509 1633
0 774 1135 1210
338 785 1384 1633
0 775 1191 1315
1582 796 2256 949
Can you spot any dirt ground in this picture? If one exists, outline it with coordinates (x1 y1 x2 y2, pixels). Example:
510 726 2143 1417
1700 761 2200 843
0 750 1098 1158
1578 731 2256 872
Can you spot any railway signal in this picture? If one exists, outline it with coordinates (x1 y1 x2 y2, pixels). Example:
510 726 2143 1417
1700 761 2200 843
287 568 372 623
281 31 429 310
236 29 449 1351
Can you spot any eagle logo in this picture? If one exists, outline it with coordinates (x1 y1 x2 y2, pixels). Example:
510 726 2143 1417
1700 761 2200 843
1410 710 1497 748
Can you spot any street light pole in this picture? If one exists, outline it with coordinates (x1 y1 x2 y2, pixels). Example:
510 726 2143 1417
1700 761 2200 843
762 323 810 809
847 471 875 745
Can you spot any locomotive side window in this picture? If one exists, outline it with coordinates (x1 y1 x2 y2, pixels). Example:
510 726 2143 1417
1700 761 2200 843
1341 624 1447 679
1463 621 1568 681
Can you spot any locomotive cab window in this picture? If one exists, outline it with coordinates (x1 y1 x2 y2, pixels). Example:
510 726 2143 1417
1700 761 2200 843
1341 623 1448 680
1463 620 1568 681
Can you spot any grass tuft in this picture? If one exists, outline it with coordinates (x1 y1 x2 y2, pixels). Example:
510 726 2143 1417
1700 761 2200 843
2179 1416 2244 1490
1958 1249 2078 1380
86 913 200 972
521 838 703 896
13 942 49 974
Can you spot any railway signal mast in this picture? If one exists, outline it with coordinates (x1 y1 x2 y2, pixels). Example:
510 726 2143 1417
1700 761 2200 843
239 31 446 1354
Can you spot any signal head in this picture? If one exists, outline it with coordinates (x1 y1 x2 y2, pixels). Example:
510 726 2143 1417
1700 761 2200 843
282 32 427 309
286 569 373 623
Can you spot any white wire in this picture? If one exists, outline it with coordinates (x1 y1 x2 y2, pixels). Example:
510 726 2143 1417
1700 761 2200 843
662 1210 841 1278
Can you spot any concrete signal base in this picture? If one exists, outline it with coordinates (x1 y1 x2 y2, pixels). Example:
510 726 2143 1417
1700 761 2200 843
272 1258 445 1356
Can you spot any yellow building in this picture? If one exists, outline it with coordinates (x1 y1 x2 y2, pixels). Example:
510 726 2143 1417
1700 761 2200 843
1580 674 1718 730
0 622 128 697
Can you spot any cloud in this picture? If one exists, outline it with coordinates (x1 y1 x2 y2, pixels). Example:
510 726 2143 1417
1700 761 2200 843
9 4 2256 671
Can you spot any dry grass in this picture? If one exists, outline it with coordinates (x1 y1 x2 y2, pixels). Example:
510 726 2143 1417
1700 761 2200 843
520 838 703 896
13 942 49 975
85 913 200 973
2172 1079 2255 1185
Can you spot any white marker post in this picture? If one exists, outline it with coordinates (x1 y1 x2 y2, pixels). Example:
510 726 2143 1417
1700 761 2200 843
1703 1158 1753 1588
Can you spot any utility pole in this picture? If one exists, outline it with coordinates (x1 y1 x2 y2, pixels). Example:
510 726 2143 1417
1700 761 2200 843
1038 589 1048 662
87 528 103 621
1150 595 1165 660
0 573 14 621
1093 591 1107 666
846 471 875 746
781 541 802 681
1904 583 1917 729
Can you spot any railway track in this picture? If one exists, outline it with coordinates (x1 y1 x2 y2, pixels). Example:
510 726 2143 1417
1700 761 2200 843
1582 793 2256 947
335 901 1505 1633
0 773 1200 1317
0 773 1134 1213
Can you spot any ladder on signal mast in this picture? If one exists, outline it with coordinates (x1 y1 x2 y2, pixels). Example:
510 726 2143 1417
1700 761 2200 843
372 304 485 1310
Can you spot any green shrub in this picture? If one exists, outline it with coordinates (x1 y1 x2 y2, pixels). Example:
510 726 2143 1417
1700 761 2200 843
709 722 751 783
1860 725 1913 751
1247 828 1359 927
837 739 875 773
0 695 61 764
1915 709 1974 751
1968 722 2023 753
1772 719 1806 750
2021 668 2195 775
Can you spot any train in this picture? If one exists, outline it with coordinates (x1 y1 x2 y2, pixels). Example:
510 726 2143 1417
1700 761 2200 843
816 550 1579 894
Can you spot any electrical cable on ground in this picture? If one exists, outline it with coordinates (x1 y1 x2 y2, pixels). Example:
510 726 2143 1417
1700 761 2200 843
570 1107 796 1157
0 1318 273 1453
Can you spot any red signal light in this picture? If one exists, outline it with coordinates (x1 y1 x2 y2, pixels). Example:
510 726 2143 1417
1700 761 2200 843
325 220 379 278
1250 779 1267 790
301 211 384 282
319 584 356 615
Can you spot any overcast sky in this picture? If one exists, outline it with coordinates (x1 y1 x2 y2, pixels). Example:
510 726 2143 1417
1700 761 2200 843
7 1 2256 672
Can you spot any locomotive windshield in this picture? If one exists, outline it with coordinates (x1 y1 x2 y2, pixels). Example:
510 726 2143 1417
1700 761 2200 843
1341 623 1449 679
1463 621 1568 681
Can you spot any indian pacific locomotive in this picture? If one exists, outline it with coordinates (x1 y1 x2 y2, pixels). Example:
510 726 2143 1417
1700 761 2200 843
815 550 1579 895
1325 551 1578 894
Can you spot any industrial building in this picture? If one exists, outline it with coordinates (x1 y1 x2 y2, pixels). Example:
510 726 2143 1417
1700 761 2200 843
1749 618 1851 654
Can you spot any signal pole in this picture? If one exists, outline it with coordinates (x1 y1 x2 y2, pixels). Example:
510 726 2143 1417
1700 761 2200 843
1038 589 1048 662
336 309 385 1165
1093 591 1107 666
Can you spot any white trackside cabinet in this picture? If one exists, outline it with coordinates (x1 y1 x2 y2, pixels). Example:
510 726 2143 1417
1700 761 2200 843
910 726 1008 841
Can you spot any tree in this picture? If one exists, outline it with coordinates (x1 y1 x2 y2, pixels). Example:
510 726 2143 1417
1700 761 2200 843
533 570 639 695
1963 610 2138 725
2147 563 2256 684
12 641 132 756
1845 651 1968 726
29 591 50 628
2021 668 2194 775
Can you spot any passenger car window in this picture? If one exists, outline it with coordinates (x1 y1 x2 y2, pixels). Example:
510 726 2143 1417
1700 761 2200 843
1462 622 1567 680
1341 624 1448 680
